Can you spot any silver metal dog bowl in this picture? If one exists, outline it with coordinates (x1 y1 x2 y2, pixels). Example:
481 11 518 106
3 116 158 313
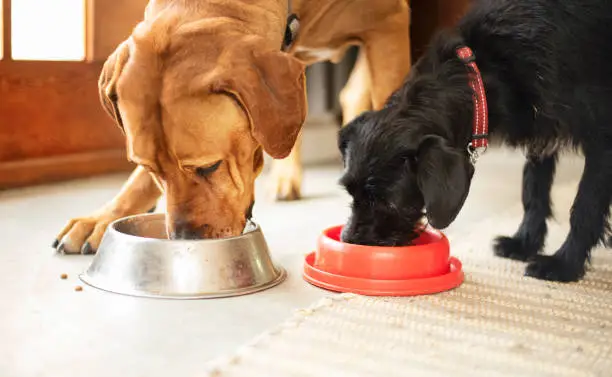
79 213 286 299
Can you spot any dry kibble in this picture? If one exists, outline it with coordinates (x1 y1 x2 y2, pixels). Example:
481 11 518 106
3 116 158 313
60 274 68 280
74 286 83 292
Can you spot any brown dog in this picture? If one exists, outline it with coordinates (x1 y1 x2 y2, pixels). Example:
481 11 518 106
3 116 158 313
54 0 411 254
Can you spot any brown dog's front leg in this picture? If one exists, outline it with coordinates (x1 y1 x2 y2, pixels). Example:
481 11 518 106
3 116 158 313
339 48 373 125
363 4 412 110
269 132 303 201
53 166 162 254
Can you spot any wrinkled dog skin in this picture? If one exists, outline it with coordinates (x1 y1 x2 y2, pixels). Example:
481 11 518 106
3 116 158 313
340 0 612 283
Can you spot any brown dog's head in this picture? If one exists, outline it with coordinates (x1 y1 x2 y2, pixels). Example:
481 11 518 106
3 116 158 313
99 18 307 239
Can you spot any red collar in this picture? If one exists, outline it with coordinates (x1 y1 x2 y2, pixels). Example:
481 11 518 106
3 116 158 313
456 46 488 163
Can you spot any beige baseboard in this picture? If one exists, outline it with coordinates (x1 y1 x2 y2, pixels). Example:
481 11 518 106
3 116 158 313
1 117 340 189
0 149 134 190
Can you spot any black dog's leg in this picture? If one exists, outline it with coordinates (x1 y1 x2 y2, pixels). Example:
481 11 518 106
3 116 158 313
494 153 557 261
526 150 612 282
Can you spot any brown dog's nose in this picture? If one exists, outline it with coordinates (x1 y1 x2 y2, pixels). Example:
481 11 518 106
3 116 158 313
168 220 209 240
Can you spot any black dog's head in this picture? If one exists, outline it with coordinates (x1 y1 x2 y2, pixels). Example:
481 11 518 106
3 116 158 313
338 54 477 246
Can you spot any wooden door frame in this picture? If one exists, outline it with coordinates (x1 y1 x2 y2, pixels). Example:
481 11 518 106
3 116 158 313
2 0 11 60
0 0 134 190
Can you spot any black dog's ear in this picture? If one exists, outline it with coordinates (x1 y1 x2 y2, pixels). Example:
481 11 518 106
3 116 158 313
416 136 474 229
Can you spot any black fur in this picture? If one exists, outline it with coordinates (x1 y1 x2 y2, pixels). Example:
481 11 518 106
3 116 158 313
338 0 612 282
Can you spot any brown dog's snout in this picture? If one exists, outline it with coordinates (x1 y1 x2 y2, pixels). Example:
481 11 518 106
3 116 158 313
167 216 246 240
168 219 210 240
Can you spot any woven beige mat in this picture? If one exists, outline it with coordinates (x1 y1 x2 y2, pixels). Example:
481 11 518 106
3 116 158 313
206 207 612 377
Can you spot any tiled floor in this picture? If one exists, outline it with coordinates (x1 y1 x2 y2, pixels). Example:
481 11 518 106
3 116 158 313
0 148 586 377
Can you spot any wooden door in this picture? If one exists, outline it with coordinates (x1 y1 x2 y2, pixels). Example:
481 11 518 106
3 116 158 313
0 0 147 189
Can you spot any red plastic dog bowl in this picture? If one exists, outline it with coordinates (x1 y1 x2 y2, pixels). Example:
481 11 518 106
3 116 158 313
303 225 464 296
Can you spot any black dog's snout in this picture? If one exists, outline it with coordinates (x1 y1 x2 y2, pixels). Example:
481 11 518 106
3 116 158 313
340 213 421 247
340 221 378 246
340 226 355 244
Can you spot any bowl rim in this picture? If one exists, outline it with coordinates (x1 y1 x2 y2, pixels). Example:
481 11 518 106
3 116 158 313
79 267 287 300
320 224 449 254
303 252 463 296
107 213 261 243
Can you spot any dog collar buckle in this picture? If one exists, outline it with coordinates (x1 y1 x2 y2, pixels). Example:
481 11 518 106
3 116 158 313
282 14 300 51
282 0 300 51
467 142 487 165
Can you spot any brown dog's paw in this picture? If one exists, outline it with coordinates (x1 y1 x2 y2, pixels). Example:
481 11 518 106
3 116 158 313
53 214 118 255
268 159 302 201
275 179 301 201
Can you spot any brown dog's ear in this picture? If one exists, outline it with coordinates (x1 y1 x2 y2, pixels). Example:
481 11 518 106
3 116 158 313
98 40 130 131
211 41 308 159
416 136 474 229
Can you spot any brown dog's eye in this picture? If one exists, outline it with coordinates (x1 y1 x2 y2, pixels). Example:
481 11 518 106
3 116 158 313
195 161 222 177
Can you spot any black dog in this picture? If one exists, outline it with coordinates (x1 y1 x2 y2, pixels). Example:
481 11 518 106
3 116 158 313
338 0 612 282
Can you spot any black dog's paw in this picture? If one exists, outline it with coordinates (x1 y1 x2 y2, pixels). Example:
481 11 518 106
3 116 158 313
493 235 539 261
525 255 584 282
